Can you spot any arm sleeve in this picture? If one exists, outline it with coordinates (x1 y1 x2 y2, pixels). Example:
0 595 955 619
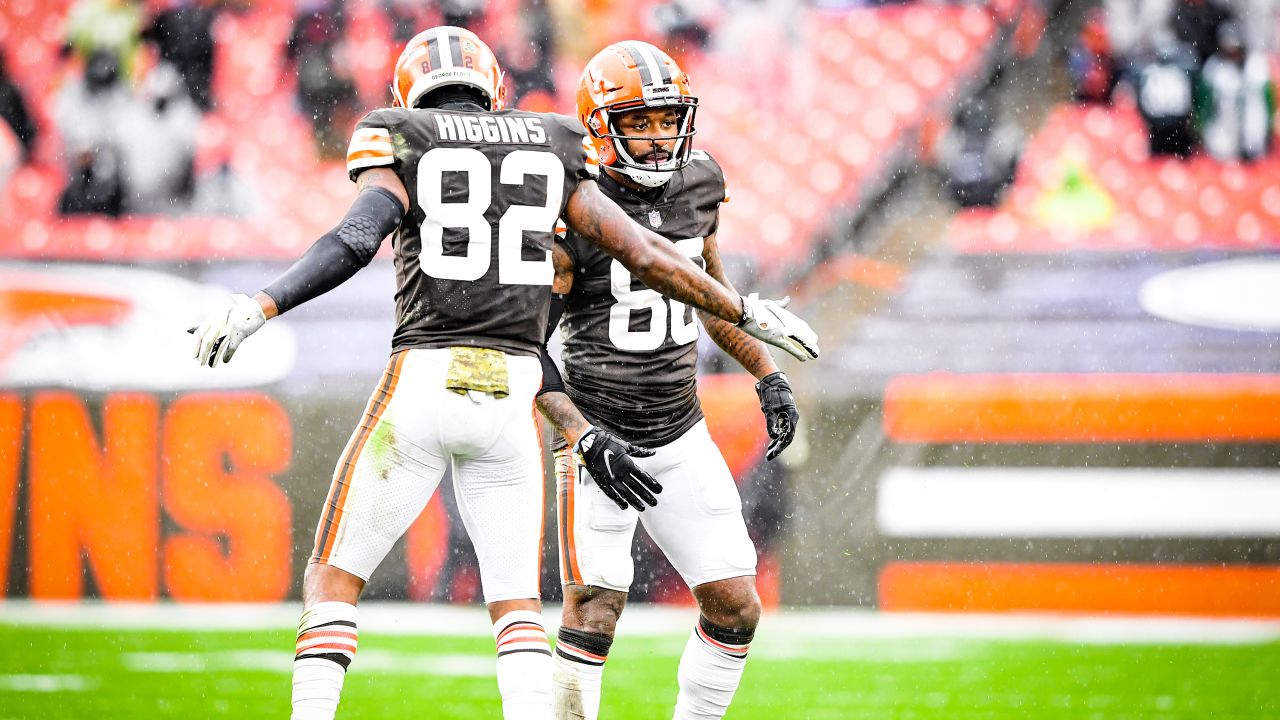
537 293 568 397
261 187 405 315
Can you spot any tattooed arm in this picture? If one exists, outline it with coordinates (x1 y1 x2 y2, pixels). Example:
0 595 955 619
564 179 745 324
696 232 780 379
536 242 592 448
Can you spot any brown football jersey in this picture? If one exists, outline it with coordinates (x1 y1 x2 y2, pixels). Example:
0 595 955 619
346 107 600 357
558 151 728 447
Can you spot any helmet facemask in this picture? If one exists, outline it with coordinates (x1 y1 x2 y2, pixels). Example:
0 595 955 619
590 94 698 188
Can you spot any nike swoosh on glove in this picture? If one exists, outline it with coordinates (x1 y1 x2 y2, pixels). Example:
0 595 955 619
574 426 663 511
755 371 799 461
190 293 267 368
736 293 820 361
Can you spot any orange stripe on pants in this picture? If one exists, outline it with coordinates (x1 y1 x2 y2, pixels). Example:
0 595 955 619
556 448 583 585
312 351 406 563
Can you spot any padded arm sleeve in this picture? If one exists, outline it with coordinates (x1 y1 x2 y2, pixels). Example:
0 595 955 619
261 187 405 315
537 293 567 397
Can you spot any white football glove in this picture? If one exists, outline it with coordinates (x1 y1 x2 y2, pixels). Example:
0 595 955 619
190 293 267 368
737 293 820 362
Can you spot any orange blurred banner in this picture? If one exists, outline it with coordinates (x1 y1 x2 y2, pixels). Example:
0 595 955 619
884 373 1280 443
880 562 1280 616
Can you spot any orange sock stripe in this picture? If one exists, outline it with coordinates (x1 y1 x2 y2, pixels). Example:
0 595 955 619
697 624 749 653
497 622 546 643
314 351 406 562
558 643 607 663
296 642 358 653
296 631 358 642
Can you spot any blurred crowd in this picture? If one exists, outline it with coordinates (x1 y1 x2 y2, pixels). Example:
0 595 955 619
0 0 774 219
0 0 1000 221
1069 0 1276 161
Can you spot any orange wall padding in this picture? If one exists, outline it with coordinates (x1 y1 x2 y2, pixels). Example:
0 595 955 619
698 373 767 480
880 562 1280 617
884 373 1280 443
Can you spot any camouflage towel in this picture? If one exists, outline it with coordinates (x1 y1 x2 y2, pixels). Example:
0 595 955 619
445 346 509 398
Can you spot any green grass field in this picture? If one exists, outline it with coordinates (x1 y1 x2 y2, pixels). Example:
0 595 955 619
2 607 1279 719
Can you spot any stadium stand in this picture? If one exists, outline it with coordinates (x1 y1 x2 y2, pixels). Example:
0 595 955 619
0 0 1012 278
947 97 1280 253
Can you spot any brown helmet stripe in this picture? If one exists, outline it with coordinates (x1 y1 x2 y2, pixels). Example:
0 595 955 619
621 42 654 86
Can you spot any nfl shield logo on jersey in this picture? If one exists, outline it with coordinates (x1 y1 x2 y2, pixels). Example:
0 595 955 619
648 209 663 228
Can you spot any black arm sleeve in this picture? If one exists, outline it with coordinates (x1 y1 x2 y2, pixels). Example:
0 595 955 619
537 293 567 397
261 187 405 315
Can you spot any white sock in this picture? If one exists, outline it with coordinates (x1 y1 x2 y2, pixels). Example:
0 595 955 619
672 616 753 720
552 626 613 720
291 601 358 720
493 610 553 720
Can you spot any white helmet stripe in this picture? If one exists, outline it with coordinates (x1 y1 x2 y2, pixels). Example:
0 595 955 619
436 27 455 69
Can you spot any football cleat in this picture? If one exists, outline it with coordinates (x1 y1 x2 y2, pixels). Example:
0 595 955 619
576 41 698 187
391 26 506 111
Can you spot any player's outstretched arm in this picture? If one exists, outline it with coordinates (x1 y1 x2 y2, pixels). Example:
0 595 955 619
191 168 408 368
564 180 819 361
696 233 800 460
696 232 780 379
564 179 743 323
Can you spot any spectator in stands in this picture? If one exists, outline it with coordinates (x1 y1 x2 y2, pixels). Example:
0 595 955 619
1069 8 1119 104
58 146 125 215
1197 20 1276 162
937 94 1022 207
382 0 431 44
192 159 262 217
118 64 200 214
653 2 712 59
0 122 19 201
440 0 488 29
142 0 221 111
504 2 557 110
55 49 134 216
0 52 37 161
1104 0 1173 63
1172 0 1235 65
63 0 143 80
1135 36 1199 157
286 0 360 159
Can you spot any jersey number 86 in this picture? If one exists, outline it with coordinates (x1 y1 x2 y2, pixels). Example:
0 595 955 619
608 236 704 351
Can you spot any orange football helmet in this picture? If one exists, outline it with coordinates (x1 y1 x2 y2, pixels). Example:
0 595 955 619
576 41 698 187
391 26 506 111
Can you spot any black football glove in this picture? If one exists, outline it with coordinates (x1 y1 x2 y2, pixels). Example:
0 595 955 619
574 426 663 511
755 372 799 461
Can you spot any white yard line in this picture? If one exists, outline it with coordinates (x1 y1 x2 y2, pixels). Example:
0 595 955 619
2 602 1280 645
122 650 494 676
0 674 96 692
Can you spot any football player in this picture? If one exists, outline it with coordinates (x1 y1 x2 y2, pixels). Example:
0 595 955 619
189 27 817 720
536 42 800 720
